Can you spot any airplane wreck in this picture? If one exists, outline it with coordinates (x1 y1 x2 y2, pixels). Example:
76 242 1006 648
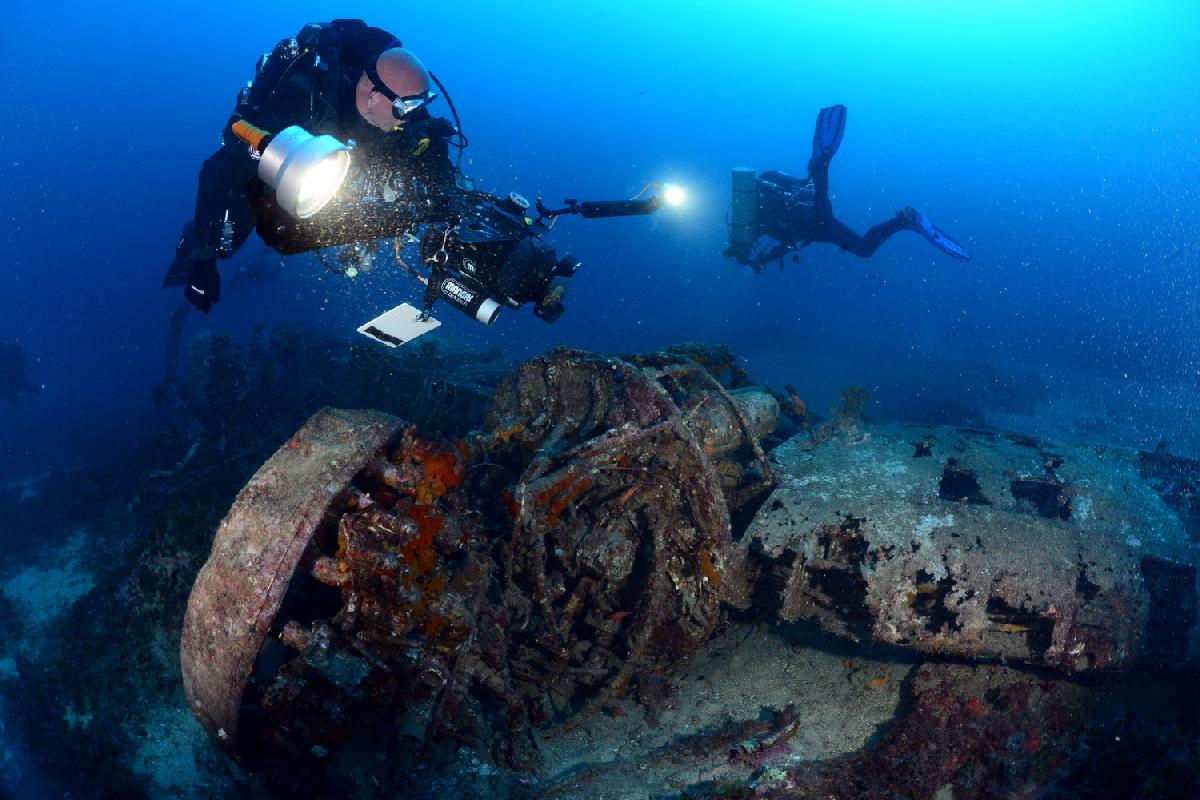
179 346 1199 795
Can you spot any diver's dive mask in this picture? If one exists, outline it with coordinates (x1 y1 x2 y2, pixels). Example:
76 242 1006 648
388 90 437 119
364 59 437 119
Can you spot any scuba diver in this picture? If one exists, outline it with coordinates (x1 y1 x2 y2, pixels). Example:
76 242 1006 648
725 105 971 271
164 18 684 335
163 19 462 313
0 339 42 405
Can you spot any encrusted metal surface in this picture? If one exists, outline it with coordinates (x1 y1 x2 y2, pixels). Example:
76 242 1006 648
179 407 402 752
506 417 733 714
171 346 1200 797
745 423 1200 671
179 349 778 767
485 347 778 511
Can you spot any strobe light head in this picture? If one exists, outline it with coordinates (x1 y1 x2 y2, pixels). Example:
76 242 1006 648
261 126 351 218
232 121 351 218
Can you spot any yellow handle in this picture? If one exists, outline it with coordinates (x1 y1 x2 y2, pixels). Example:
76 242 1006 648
230 119 271 153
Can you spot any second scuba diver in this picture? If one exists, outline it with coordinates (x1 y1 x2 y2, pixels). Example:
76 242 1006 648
726 104 971 271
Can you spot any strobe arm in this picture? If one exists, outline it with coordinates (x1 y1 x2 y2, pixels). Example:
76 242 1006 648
536 196 663 221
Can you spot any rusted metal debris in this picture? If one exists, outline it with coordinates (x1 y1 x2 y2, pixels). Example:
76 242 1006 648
745 423 1200 671
181 347 1199 777
746 662 1091 800
180 347 777 766
485 348 778 541
180 407 402 752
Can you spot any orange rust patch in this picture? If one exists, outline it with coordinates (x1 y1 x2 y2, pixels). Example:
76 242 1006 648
390 502 451 637
547 479 588 527
697 548 721 586
868 675 888 689
489 424 526 446
335 525 349 560
535 472 577 507
408 436 464 505
538 474 591 527
402 504 443 577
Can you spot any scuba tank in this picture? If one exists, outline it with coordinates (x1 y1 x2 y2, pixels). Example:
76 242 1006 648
728 167 759 256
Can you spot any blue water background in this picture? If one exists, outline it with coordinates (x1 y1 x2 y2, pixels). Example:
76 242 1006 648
1 0 1198 478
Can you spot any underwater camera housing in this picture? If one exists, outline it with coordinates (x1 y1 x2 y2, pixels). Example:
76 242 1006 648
419 196 580 325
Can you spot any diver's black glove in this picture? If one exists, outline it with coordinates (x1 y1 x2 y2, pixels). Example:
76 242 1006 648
184 258 220 313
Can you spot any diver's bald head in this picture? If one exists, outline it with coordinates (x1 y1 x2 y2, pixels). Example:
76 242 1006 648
355 48 435 131
376 49 432 97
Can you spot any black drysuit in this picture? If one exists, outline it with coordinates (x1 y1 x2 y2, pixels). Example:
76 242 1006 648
740 166 909 272
166 19 459 309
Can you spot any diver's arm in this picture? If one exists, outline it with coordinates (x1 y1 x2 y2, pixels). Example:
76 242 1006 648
167 42 326 311
250 158 465 256
749 240 796 272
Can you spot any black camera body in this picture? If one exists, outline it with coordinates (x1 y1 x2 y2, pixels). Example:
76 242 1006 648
420 196 580 325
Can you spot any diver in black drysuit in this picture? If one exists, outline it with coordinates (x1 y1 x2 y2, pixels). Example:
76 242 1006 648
164 19 462 313
726 105 971 271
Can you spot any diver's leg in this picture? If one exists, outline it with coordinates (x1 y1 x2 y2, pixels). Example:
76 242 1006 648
815 210 972 260
818 215 909 258
809 158 924 259
163 145 257 311
805 104 910 258
191 145 257 258
810 159 834 227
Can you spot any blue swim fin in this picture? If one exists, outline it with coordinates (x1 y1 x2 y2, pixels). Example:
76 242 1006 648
810 104 847 166
902 207 971 261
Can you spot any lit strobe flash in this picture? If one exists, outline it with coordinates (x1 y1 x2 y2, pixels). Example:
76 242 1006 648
661 183 686 207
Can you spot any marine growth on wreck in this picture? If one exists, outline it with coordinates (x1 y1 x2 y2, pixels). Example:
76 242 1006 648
178 345 1200 797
